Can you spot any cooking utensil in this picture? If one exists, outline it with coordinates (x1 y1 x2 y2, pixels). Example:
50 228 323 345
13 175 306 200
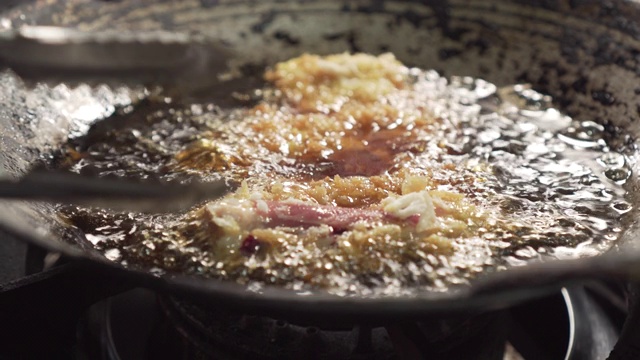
0 25 232 95
0 171 232 213
1 0 640 324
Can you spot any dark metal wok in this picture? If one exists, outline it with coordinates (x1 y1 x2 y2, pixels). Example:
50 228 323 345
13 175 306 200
1 0 640 324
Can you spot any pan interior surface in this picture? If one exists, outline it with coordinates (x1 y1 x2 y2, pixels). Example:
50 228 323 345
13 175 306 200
1 0 640 313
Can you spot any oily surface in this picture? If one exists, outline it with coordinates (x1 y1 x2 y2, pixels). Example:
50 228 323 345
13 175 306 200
58 53 633 296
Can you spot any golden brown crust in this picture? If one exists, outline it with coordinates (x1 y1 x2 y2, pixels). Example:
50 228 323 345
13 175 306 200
175 53 437 177
264 52 408 112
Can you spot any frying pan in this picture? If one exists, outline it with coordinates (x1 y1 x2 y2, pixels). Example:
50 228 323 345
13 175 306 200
1 0 640 324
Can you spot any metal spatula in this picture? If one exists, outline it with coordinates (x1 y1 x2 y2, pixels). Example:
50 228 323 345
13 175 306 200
0 171 234 213
0 26 235 94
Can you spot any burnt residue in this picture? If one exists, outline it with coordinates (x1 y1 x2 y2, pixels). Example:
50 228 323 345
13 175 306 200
321 31 361 52
438 48 462 61
478 64 491 76
423 0 450 36
539 61 565 85
199 0 220 8
464 38 490 56
323 32 344 41
559 29 584 65
514 71 531 85
570 0 596 8
631 48 640 69
406 46 420 56
355 0 386 13
568 0 606 13
601 120 637 152
572 77 588 94
555 67 568 78
397 10 426 28
273 31 300 46
514 0 640 40
593 34 630 67
445 27 473 42
251 10 278 33
346 31 361 53
238 62 269 79
512 0 567 12
592 89 616 106
352 0 469 42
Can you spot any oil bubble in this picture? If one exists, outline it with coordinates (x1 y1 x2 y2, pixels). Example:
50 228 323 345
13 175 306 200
598 152 625 168
612 201 632 214
499 84 552 112
579 121 605 138
605 167 631 184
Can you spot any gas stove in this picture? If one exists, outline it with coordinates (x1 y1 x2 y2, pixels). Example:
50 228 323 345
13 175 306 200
0 231 629 360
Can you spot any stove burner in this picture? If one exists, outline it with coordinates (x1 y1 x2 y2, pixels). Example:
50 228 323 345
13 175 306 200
158 294 513 360
74 285 619 360
0 241 626 360
163 296 395 359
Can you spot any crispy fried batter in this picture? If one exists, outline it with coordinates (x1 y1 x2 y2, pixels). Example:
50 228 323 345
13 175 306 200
175 53 437 176
175 53 487 286
265 52 408 112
